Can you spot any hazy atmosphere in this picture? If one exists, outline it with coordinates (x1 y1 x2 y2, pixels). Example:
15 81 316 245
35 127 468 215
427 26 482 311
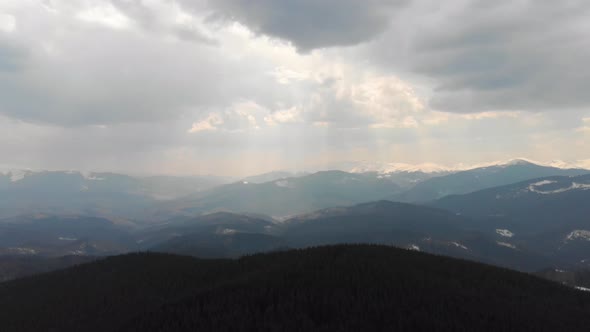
1 0 589 176
2 2 590 331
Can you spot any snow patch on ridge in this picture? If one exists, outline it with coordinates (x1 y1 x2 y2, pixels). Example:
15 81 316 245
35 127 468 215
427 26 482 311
496 229 514 238
275 180 294 188
7 247 38 255
566 230 590 242
79 171 105 180
528 181 590 195
530 180 556 187
217 228 237 235
3 170 30 182
450 242 469 250
497 242 516 249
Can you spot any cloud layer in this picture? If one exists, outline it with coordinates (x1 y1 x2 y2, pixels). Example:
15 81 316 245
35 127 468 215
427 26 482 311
194 0 408 52
369 0 590 113
0 0 588 175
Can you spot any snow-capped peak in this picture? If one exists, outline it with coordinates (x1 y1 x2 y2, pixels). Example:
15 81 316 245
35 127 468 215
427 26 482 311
496 158 590 170
504 159 534 166
348 157 590 175
349 162 455 174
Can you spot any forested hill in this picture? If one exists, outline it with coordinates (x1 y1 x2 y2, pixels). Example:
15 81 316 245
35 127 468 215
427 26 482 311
1 245 590 332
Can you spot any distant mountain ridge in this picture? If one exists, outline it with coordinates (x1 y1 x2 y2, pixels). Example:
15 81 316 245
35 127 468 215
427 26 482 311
432 174 590 269
1 160 589 272
162 170 406 219
155 160 589 219
278 200 554 271
240 170 308 184
391 159 589 203
2 160 587 220
347 158 590 174
143 201 554 271
0 170 229 219
135 212 276 250
0 214 137 257
0 170 227 199
432 174 590 224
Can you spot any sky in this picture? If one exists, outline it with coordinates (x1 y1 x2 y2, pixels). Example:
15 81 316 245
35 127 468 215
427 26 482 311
0 0 589 176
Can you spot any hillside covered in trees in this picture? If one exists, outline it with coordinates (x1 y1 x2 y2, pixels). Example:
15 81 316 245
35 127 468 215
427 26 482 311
1 245 590 331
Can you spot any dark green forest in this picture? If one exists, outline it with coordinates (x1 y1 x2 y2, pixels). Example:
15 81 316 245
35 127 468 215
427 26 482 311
1 245 589 332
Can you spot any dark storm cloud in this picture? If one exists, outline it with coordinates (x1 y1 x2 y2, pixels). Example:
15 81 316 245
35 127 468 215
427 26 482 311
185 0 590 113
371 0 590 113
190 0 409 52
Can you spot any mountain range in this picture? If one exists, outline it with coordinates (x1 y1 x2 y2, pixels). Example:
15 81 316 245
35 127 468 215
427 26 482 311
0 171 227 219
156 159 590 219
1 159 589 279
391 159 588 202
432 174 590 268
162 170 405 219
2 160 587 221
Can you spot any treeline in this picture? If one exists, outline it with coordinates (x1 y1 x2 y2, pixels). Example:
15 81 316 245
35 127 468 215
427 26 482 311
1 245 590 331
536 268 590 288
574 269 590 287
0 255 96 282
